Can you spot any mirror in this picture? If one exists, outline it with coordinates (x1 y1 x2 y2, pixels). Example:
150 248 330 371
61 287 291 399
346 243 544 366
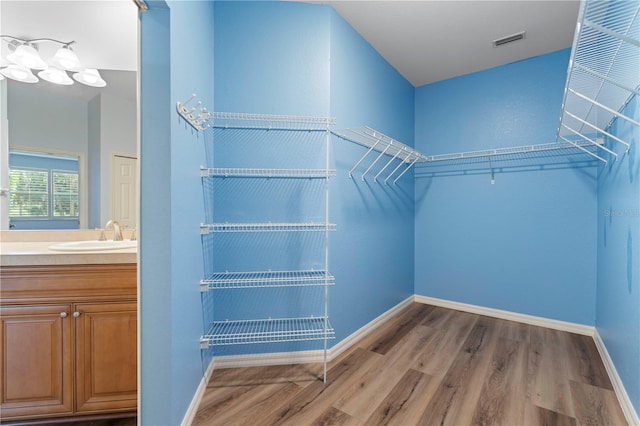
0 1 138 231
5 73 137 230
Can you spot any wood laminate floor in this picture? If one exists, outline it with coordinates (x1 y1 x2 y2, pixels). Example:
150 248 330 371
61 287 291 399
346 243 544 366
193 303 627 426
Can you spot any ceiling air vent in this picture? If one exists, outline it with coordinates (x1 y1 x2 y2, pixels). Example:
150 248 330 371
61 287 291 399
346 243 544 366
493 31 526 47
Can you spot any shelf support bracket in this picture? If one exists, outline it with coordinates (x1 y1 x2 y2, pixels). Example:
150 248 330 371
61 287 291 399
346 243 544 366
348 140 380 179
569 89 640 128
564 111 631 153
385 155 411 185
393 157 419 184
374 147 402 183
559 136 608 165
362 144 390 181
562 124 618 159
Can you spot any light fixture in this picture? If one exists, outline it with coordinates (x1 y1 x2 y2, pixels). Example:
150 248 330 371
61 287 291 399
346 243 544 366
7 43 48 70
0 35 106 87
50 46 81 71
38 66 73 85
0 64 38 83
73 68 106 87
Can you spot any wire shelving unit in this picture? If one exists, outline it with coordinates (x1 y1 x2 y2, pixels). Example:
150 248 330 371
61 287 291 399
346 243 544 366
201 168 336 178
201 318 335 347
200 222 335 233
192 111 336 382
556 0 640 165
200 270 335 291
210 112 336 131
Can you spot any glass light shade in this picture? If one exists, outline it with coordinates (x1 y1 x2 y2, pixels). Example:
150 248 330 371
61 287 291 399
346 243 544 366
72 68 106 87
38 67 73 85
0 65 38 83
50 47 81 70
6 44 48 70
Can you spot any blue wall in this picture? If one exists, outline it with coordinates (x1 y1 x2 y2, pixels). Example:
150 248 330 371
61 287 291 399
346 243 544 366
140 1 213 424
211 1 414 353
329 10 415 339
414 49 599 325
597 94 640 413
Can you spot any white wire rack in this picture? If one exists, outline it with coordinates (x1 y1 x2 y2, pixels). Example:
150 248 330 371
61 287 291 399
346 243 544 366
201 317 335 347
201 168 336 178
200 222 336 233
333 127 430 184
177 93 212 131
200 270 335 291
424 140 597 163
557 0 640 164
209 112 336 131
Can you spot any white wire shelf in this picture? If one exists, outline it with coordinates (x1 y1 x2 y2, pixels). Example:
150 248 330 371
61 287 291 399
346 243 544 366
333 126 429 184
200 269 335 291
422 140 597 163
557 0 640 164
200 222 336 234
200 317 335 347
201 168 336 178
209 112 336 131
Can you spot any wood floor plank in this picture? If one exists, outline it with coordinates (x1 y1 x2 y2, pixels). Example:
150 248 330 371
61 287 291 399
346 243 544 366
418 316 504 426
260 347 382 425
309 406 364 426
569 380 627 426
365 368 439 425
524 404 578 426
500 319 532 342
530 328 576 418
332 324 439 420
471 337 529 425
193 303 627 426
192 381 301 426
367 302 434 355
411 309 478 377
565 333 614 390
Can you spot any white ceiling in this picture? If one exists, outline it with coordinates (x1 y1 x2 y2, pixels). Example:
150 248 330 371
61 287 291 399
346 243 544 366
323 0 581 87
1 0 138 72
0 0 138 101
1 1 580 90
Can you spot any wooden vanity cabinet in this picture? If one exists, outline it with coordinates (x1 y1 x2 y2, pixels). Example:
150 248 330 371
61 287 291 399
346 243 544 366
0 264 137 423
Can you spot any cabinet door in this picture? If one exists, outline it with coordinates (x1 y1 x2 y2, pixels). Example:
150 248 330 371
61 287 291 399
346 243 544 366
0 304 73 419
74 302 137 413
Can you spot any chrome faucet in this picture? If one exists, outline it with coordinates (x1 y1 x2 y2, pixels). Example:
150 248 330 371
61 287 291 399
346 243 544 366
105 220 123 241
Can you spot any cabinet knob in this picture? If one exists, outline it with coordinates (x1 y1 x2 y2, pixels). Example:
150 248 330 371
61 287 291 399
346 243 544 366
60 312 68 318
73 311 81 318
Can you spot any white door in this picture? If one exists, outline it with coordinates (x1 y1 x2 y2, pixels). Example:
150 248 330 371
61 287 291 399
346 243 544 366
111 155 137 229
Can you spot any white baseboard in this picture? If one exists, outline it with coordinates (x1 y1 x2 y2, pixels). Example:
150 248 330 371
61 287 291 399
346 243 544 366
181 356 216 426
593 330 640 426
328 295 414 361
413 295 595 336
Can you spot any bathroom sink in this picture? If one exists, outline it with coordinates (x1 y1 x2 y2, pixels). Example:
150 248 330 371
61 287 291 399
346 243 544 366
48 240 137 252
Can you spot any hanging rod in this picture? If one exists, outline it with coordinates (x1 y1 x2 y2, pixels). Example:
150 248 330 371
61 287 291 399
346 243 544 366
333 127 429 184
556 0 640 157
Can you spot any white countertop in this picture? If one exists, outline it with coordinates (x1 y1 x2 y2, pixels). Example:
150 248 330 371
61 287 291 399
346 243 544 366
1 231 137 266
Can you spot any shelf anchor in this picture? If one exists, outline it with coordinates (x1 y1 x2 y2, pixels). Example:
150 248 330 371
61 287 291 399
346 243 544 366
488 155 495 185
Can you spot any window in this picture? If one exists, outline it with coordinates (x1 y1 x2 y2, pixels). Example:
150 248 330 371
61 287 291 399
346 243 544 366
8 150 80 228
9 168 49 217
